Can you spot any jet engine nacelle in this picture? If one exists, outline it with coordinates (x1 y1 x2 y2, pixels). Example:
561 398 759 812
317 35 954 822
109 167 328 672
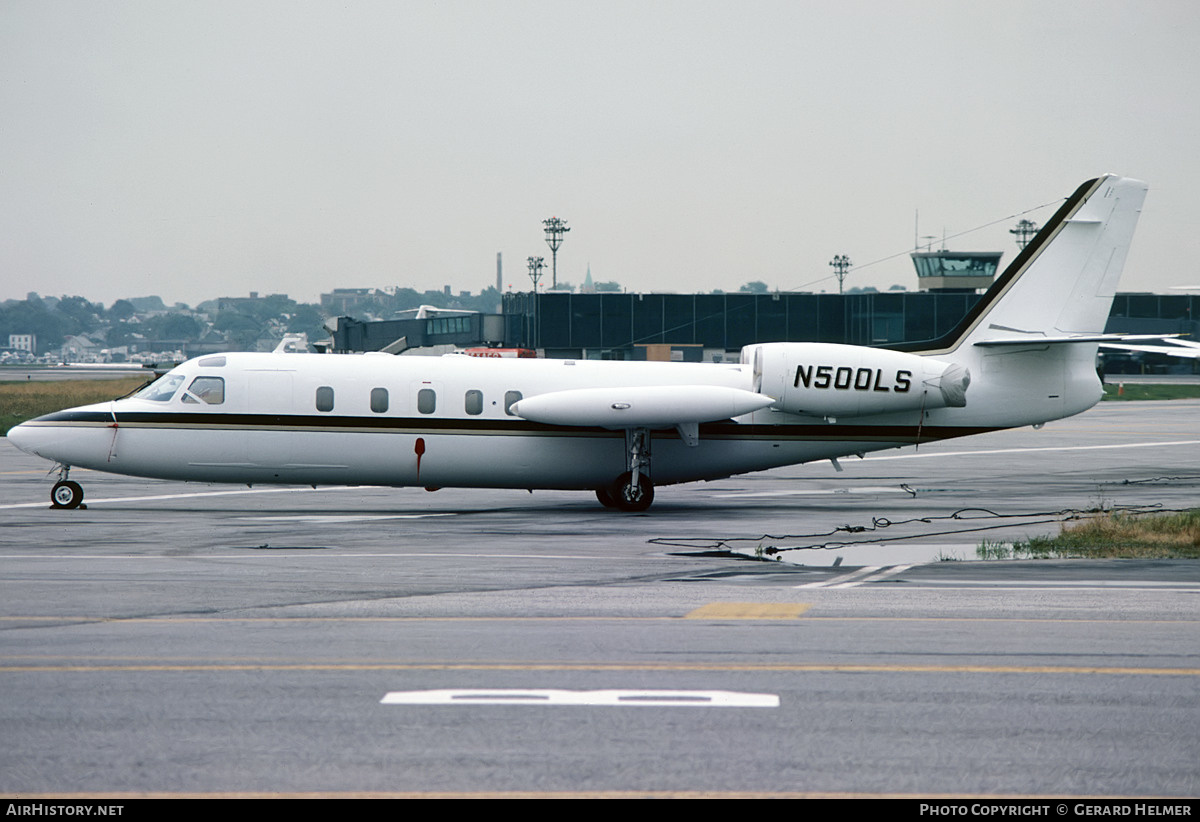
743 342 969 419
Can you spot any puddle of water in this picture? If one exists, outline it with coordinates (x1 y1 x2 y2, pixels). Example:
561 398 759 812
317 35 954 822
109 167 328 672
733 542 979 567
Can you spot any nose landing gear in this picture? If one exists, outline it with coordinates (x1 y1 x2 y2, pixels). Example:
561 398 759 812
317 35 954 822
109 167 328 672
50 466 85 509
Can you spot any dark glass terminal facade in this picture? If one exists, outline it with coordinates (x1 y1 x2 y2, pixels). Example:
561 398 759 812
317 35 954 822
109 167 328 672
503 291 984 359
336 291 1198 373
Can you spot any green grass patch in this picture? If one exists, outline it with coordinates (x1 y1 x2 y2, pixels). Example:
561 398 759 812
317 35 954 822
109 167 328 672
0 378 149 436
1102 383 1200 401
978 509 1200 560
976 539 1015 560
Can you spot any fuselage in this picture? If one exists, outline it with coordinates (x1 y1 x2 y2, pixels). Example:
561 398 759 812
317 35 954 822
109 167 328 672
6 342 1101 492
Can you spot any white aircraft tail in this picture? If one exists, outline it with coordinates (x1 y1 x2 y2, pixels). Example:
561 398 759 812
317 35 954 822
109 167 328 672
898 175 1148 355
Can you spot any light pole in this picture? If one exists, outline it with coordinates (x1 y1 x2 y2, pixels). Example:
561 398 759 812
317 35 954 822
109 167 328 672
543 217 570 289
1009 219 1039 250
527 256 545 293
829 254 852 294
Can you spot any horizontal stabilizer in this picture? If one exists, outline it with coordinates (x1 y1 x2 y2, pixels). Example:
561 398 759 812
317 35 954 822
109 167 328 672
511 385 775 429
975 333 1184 347
1101 337 1200 360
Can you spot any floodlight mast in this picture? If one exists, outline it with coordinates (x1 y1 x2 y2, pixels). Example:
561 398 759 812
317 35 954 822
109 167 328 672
527 256 545 293
543 217 570 289
829 254 852 294
1009 219 1039 250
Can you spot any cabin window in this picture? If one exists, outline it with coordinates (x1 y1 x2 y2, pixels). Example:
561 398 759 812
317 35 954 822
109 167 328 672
465 389 483 415
417 388 437 414
504 390 522 416
315 386 335 412
182 376 225 405
135 373 184 402
370 387 389 413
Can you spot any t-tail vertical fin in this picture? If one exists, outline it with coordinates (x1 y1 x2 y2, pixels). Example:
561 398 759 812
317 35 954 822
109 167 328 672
894 175 1147 355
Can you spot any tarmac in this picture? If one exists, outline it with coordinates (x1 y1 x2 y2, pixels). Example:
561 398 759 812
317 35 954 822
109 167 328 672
1 399 1198 797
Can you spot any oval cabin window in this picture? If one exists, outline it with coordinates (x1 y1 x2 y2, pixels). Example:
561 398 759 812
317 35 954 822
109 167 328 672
417 388 436 415
370 387 389 413
315 386 335 412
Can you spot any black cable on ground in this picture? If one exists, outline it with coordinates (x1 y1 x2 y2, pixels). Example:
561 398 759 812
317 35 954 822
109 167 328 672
649 502 1193 555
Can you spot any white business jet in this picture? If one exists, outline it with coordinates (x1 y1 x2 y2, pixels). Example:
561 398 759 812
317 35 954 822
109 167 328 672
8 175 1148 512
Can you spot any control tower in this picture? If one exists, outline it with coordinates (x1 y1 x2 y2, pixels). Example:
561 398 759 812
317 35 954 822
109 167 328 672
911 249 1003 292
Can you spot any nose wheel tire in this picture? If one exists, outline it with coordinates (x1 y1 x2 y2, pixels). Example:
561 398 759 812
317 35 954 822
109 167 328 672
51 480 84 510
612 471 654 512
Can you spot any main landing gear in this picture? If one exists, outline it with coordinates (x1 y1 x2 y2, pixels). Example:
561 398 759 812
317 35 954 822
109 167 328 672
596 429 655 512
50 466 85 510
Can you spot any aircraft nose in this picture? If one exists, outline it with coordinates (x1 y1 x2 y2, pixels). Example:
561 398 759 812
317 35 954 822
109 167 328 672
6 416 79 462
6 408 117 469
5 421 37 455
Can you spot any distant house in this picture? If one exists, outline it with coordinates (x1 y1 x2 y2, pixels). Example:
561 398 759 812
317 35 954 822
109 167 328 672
59 335 100 362
321 288 385 315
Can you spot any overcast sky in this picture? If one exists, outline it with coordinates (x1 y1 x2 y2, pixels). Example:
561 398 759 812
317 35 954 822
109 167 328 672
2 0 1197 307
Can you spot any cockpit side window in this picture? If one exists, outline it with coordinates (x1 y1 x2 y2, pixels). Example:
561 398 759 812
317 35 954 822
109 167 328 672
181 376 225 405
134 373 185 402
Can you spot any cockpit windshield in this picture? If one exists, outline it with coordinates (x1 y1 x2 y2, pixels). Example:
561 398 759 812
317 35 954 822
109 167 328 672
134 373 185 402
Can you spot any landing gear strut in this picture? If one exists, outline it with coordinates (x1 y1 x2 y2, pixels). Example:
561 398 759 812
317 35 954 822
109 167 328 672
602 428 655 512
50 466 84 509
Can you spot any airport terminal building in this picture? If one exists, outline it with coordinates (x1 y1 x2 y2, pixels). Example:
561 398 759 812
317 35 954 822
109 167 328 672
331 288 1199 373
502 289 981 360
332 241 1197 370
